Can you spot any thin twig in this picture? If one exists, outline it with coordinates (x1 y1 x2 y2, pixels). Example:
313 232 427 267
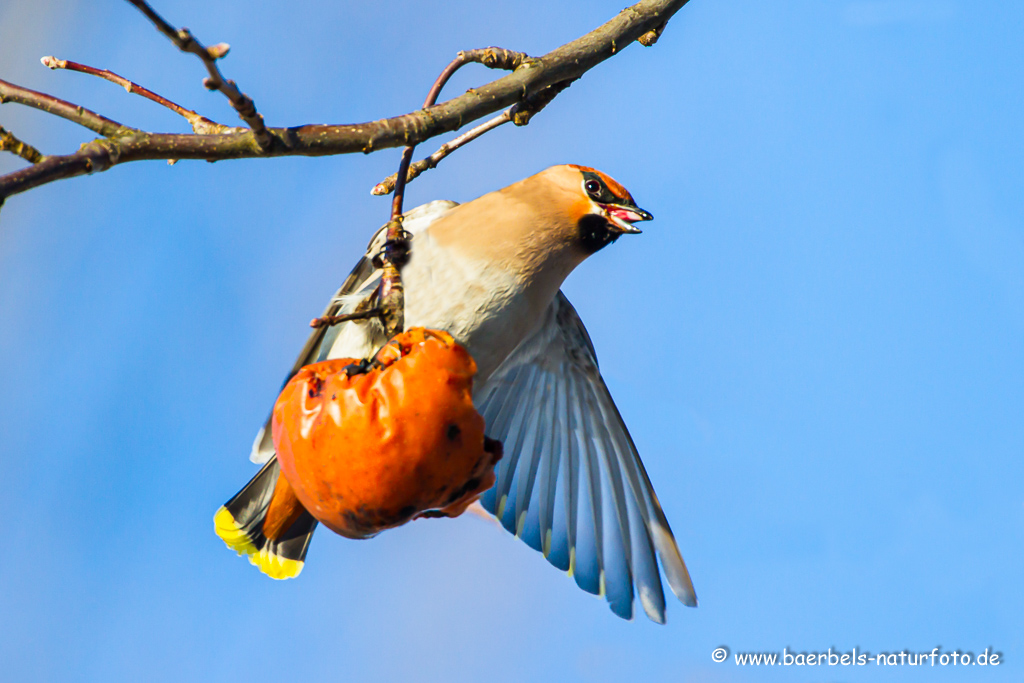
0 78 133 138
389 48 529 212
371 80 574 196
389 47 530 219
379 46 532 336
422 47 531 113
309 308 383 329
0 126 45 163
41 56 240 135
0 0 692 202
124 0 272 149
372 112 510 196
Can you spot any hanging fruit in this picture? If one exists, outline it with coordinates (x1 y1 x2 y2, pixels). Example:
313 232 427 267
271 328 502 539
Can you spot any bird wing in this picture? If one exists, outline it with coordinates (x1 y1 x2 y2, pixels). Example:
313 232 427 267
250 200 459 464
475 292 697 622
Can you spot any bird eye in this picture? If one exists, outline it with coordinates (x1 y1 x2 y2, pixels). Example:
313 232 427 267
585 179 601 195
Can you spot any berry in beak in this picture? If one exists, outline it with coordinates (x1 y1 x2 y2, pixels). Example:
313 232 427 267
602 204 653 234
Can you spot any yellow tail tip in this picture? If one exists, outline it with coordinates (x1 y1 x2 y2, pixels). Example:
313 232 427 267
250 549 304 580
214 507 259 556
213 507 303 580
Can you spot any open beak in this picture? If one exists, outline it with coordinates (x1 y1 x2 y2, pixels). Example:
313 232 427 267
602 204 653 234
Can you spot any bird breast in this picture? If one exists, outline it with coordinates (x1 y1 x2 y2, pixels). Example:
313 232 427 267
401 231 541 386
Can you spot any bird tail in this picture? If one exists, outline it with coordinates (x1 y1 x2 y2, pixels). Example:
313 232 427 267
214 457 318 579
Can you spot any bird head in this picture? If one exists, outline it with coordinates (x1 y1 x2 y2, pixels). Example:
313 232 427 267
426 164 653 282
543 164 653 255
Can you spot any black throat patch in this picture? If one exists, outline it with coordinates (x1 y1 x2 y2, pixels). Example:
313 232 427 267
577 213 619 254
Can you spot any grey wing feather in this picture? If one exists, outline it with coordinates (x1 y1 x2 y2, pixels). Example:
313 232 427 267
250 200 458 464
476 292 697 622
248 253 377 464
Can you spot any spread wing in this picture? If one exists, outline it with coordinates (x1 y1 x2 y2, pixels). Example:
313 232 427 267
476 292 697 622
250 200 458 464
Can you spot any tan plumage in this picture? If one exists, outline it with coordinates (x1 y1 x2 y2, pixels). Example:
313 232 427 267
397 165 653 381
218 165 696 623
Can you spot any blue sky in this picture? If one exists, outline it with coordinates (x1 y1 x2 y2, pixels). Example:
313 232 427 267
1 1 1021 681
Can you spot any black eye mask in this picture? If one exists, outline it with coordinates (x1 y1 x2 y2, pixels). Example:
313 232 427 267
581 171 622 205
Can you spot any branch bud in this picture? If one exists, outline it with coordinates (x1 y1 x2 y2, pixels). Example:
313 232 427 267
41 56 67 70
206 43 231 60
638 22 666 47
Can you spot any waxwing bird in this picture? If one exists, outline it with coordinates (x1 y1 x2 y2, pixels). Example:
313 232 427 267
215 164 697 623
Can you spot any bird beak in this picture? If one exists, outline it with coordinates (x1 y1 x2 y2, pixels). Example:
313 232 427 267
602 204 653 234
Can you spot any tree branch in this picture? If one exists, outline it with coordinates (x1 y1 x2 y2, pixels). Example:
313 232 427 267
371 80 574 196
0 0 690 203
373 112 512 196
0 126 45 164
124 0 271 147
388 47 530 220
380 47 537 336
0 78 133 138
40 56 240 135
